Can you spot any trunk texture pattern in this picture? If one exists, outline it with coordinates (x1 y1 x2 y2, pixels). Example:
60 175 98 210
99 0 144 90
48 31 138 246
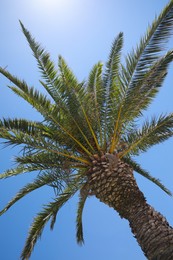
87 153 173 260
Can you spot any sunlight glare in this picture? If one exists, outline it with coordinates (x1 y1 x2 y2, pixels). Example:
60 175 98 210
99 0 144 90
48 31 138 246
34 0 70 10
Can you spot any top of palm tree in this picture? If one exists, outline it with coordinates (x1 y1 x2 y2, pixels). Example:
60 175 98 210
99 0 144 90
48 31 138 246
1 1 173 259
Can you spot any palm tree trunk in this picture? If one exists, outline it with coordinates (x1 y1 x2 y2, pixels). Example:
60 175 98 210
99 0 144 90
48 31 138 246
87 154 173 259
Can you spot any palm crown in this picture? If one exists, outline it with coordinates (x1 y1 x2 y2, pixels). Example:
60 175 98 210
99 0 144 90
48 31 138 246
1 1 173 259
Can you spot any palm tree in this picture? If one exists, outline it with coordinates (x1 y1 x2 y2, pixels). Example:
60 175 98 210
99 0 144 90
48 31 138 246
1 1 173 259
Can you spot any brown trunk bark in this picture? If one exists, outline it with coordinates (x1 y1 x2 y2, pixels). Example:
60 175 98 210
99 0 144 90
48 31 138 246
87 154 173 259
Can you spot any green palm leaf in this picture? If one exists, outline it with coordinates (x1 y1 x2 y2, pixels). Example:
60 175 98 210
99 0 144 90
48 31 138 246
123 157 172 196
58 56 100 150
0 165 42 179
0 120 90 165
0 172 60 215
103 32 123 92
87 62 104 145
103 33 124 150
76 192 88 245
15 152 62 166
121 113 173 157
0 80 93 157
108 1 173 152
20 22 101 155
123 51 173 120
19 21 60 103
20 194 72 260
0 68 54 121
124 0 173 87
21 181 80 260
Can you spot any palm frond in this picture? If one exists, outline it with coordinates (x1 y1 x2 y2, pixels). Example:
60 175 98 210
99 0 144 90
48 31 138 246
109 48 173 153
21 194 73 260
20 22 99 154
40 80 91 150
58 56 101 152
87 62 103 99
20 22 102 155
102 33 124 150
123 50 173 121
0 172 60 215
121 113 173 157
0 118 50 142
0 67 54 121
0 165 41 179
15 151 61 166
21 181 80 260
103 32 123 92
76 192 88 245
124 0 173 88
87 62 104 145
123 157 172 196
0 122 91 165
49 173 85 230
19 21 62 104
58 55 86 120
0 121 53 150
0 69 90 155
0 93 91 158
107 2 173 151
41 78 96 154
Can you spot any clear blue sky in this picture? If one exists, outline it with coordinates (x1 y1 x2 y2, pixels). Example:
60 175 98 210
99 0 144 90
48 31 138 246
1 0 173 259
